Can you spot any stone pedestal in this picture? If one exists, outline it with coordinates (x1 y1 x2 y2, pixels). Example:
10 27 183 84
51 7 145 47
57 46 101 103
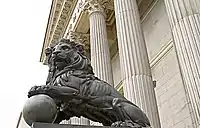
32 122 151 128
32 123 105 128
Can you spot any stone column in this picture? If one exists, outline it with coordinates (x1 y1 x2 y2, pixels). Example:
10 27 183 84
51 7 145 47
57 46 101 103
84 0 114 85
164 0 200 127
114 0 161 128
83 0 113 126
67 31 90 125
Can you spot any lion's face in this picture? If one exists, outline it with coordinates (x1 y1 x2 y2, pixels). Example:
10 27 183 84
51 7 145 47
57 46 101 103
45 38 94 80
51 42 77 70
45 39 86 71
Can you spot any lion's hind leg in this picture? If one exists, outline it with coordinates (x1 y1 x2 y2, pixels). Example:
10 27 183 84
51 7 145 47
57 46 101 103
111 98 150 127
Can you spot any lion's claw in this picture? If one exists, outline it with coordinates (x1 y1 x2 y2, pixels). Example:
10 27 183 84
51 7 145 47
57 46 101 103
28 85 50 98
111 120 143 128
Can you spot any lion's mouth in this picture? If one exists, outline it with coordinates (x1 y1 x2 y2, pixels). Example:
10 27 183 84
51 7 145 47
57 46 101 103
54 57 65 62
53 56 71 67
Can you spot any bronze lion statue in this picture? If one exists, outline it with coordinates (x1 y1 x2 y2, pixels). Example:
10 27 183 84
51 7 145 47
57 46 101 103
28 38 150 127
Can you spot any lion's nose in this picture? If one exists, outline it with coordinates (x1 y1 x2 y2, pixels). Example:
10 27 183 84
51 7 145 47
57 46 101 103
52 50 61 55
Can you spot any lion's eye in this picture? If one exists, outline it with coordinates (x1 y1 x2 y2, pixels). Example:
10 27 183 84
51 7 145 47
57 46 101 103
62 45 70 50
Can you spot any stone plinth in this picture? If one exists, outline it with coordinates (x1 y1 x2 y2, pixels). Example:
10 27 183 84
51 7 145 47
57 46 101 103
32 122 151 128
32 123 105 128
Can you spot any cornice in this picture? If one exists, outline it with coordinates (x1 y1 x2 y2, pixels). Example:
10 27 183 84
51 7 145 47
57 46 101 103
40 0 55 62
40 0 78 63
51 0 78 44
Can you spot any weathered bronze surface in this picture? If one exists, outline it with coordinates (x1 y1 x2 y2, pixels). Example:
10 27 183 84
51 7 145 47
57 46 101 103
27 39 150 128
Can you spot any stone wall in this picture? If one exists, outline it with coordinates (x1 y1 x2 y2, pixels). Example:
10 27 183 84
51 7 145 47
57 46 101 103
142 0 172 60
152 48 193 128
141 0 193 127
111 53 122 87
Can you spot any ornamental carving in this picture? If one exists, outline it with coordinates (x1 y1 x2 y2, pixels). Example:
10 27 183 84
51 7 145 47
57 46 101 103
66 31 90 55
83 0 111 17
67 31 88 44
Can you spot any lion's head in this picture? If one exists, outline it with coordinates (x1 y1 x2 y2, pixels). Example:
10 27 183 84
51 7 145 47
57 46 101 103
45 38 93 73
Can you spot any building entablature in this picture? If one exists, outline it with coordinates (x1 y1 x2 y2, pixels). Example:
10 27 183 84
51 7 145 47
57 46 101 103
40 0 156 63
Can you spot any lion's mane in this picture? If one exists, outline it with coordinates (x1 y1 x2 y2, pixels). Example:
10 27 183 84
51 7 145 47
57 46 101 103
45 38 94 85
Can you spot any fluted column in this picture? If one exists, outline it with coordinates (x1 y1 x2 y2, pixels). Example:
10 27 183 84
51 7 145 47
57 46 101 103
84 0 113 85
114 0 161 128
66 31 90 125
164 0 200 127
83 0 113 126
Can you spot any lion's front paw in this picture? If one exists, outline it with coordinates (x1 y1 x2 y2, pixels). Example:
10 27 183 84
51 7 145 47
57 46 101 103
28 85 50 98
111 120 143 128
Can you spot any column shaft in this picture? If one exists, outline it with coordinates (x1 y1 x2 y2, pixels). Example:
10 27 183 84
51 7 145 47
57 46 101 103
84 1 114 125
164 0 200 126
114 0 161 128
90 11 113 85
66 31 90 125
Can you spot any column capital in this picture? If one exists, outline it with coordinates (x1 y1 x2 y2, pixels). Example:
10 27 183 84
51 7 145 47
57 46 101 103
83 0 109 17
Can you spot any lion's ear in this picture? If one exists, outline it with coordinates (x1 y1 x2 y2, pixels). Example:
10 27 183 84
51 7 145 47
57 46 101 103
75 43 85 54
45 47 52 56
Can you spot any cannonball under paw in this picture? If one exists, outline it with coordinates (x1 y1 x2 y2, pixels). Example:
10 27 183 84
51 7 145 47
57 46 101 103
22 94 57 126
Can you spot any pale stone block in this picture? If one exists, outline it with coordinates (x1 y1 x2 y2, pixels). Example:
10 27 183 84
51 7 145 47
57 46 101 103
142 0 172 60
111 53 122 87
152 49 192 128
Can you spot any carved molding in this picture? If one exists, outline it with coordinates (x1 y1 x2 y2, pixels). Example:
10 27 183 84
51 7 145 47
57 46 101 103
83 0 106 17
66 31 90 54
150 40 173 68
83 0 113 17
51 0 77 44
41 0 78 63
67 31 88 43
